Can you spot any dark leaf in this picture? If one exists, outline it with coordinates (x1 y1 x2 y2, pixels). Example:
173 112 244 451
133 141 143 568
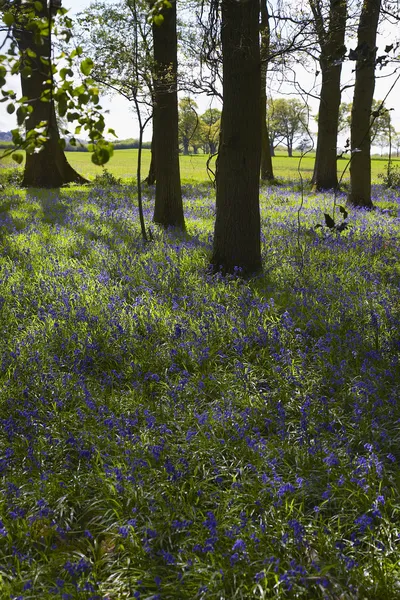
324 213 335 229
12 153 24 165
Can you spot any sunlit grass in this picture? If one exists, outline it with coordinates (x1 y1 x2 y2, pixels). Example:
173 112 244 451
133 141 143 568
1 148 398 182
0 182 399 598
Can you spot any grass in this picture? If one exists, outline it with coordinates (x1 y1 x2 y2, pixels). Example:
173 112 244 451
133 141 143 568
1 148 399 183
0 180 400 598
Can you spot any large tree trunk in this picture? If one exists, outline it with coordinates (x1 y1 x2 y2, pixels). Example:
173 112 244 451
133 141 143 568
311 0 347 191
260 0 274 182
14 3 86 188
348 0 381 208
152 0 185 229
211 0 261 275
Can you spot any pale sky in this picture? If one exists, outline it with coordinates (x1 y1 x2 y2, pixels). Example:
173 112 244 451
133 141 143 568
0 0 399 147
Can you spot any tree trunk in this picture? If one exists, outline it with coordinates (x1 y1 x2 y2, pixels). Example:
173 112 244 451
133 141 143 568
311 0 347 191
270 142 275 157
152 0 185 229
260 0 274 182
211 0 261 275
348 0 381 208
183 139 189 155
145 132 156 185
14 3 87 188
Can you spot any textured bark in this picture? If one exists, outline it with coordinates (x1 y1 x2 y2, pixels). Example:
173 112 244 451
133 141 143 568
348 0 381 208
14 3 86 188
152 0 185 229
211 0 261 275
260 0 274 182
311 0 347 191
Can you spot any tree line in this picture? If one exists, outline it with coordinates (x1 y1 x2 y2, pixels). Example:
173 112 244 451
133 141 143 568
0 0 398 274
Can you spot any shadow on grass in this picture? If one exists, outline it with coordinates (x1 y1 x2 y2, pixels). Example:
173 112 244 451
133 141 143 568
27 190 68 226
25 185 211 253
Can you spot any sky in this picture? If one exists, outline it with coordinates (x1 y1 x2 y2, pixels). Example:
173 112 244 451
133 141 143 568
0 0 399 148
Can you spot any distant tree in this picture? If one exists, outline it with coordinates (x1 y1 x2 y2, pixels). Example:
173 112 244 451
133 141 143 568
393 133 400 157
211 0 261 275
370 100 395 148
348 0 382 208
310 0 347 191
201 107 222 126
267 97 308 157
178 96 198 155
266 99 284 156
337 102 351 133
152 0 185 229
200 108 221 154
339 100 394 145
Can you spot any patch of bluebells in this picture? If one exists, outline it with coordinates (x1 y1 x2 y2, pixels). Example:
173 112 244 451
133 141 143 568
0 184 399 597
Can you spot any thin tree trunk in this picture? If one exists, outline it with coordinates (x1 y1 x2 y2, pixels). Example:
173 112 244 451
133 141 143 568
145 132 156 185
270 143 275 157
311 0 347 190
211 0 261 275
152 0 185 229
348 0 381 208
260 0 274 182
14 3 87 188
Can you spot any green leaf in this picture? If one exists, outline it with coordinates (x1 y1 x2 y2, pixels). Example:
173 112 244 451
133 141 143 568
78 93 89 106
153 14 164 26
6 103 15 114
34 1 43 11
2 12 14 27
107 128 117 137
80 58 94 76
70 46 83 59
12 153 24 165
57 92 68 117
92 147 110 166
21 66 32 78
16 106 27 126
91 140 114 166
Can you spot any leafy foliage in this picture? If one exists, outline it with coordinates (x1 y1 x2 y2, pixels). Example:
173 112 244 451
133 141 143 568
0 1 114 166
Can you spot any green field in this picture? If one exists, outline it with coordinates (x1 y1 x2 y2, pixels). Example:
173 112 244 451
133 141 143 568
1 148 398 183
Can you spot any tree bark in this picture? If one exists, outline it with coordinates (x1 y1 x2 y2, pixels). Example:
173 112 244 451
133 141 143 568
152 0 185 229
311 0 347 191
182 139 189 155
14 2 87 188
311 0 346 190
348 0 381 208
145 132 156 185
211 0 261 275
260 0 274 182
